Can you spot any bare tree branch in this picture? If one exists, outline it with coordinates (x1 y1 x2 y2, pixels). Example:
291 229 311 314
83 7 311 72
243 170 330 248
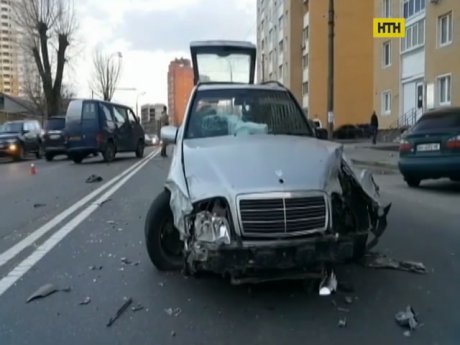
90 49 123 102
11 0 78 118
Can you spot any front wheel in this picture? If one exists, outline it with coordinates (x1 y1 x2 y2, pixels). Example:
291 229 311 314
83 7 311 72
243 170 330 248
72 155 83 164
145 189 183 271
35 144 43 159
404 176 421 188
103 142 116 162
135 140 144 158
45 153 54 162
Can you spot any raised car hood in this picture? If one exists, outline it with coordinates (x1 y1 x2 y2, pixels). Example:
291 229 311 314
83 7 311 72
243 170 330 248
183 135 343 201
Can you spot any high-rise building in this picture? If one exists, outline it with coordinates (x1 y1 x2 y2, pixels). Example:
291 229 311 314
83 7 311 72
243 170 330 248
256 0 303 104
0 0 19 95
257 0 374 127
167 58 194 126
374 0 460 129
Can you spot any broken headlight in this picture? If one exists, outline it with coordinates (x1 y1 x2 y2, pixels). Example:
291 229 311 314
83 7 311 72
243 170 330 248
193 211 231 245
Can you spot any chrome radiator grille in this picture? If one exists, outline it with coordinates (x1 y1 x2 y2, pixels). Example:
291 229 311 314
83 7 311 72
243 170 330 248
238 193 328 237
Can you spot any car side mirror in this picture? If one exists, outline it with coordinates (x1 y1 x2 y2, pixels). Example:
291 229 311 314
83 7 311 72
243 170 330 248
161 125 178 144
316 128 328 140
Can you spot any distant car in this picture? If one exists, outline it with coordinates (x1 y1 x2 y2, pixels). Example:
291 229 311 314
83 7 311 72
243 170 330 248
43 116 67 161
151 134 160 145
144 134 154 146
65 99 145 163
398 107 460 187
0 120 43 161
333 124 362 139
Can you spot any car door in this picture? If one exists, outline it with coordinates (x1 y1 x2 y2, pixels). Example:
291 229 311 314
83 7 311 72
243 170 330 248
190 40 256 85
112 105 131 151
22 122 36 151
127 108 144 148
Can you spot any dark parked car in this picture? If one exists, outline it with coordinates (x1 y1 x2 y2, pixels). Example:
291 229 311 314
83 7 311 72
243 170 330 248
333 124 363 139
357 124 373 138
0 120 43 161
65 99 145 163
43 116 67 161
399 107 460 187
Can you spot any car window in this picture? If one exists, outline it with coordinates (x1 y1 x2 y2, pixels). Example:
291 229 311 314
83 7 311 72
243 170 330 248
45 118 65 130
24 122 33 131
82 102 98 121
412 112 460 132
127 109 138 124
100 103 116 130
1 122 23 133
184 89 313 139
113 106 127 125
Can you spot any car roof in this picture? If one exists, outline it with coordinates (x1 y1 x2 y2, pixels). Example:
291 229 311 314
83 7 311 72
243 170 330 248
48 116 66 120
196 81 287 92
70 98 133 109
4 120 37 124
423 106 460 116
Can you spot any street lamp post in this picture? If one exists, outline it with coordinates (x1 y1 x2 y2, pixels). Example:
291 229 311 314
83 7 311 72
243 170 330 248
136 91 146 119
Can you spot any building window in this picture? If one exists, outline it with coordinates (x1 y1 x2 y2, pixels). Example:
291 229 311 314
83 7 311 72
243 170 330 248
302 54 308 70
382 41 391 67
278 64 283 79
438 12 452 47
438 75 451 105
381 91 391 115
279 40 283 52
403 0 425 19
382 0 391 17
279 15 283 29
401 20 425 52
302 26 309 42
302 82 309 95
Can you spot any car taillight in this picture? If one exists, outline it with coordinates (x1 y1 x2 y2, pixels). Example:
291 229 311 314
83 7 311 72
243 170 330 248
399 139 412 152
447 135 460 149
96 133 103 143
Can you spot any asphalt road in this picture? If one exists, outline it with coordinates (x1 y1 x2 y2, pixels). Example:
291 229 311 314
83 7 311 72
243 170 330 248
0 148 459 345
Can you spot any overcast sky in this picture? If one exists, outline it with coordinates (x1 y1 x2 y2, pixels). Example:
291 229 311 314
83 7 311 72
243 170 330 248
70 0 256 111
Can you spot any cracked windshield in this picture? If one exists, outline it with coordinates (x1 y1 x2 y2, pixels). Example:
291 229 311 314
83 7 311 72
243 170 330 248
0 0 458 344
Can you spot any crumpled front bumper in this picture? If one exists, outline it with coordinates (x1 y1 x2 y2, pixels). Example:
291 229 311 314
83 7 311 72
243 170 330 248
186 232 367 282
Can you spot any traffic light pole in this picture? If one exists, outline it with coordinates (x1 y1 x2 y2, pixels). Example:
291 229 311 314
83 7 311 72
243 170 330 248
327 0 335 139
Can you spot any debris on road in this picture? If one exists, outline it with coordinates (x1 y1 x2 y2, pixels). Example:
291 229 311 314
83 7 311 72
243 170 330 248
338 317 347 328
106 298 133 327
395 306 419 331
89 265 103 271
96 198 112 207
131 303 144 312
158 282 164 287
33 203 46 208
170 331 176 337
121 257 132 265
319 270 337 296
86 174 103 183
344 296 353 305
106 220 116 225
363 252 427 274
79 297 91 305
403 330 411 337
164 307 182 317
26 283 70 303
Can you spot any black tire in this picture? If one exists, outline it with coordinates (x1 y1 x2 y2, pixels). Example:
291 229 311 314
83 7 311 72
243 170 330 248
145 189 183 271
72 155 83 164
405 176 421 187
353 234 368 260
45 153 54 162
103 141 116 162
135 140 145 158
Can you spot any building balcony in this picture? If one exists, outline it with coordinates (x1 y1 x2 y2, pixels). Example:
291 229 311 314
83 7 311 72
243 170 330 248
278 52 284 65
302 94 309 108
278 29 283 42
303 68 309 82
303 12 309 28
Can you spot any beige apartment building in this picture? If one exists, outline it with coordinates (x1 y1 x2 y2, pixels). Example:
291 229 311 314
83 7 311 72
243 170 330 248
374 0 460 129
257 0 375 127
0 0 19 95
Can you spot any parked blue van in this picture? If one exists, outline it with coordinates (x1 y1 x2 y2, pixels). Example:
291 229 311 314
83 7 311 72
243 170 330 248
65 99 145 163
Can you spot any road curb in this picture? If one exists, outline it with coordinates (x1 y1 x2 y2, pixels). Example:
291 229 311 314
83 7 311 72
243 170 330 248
351 158 399 171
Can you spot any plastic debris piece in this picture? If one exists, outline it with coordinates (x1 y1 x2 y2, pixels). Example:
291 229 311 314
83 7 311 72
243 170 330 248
86 174 103 183
107 220 116 225
170 331 176 337
337 307 350 313
164 307 182 317
121 257 132 265
89 265 103 271
131 304 144 312
33 203 46 208
158 282 164 287
363 252 427 274
403 330 411 337
338 317 347 328
344 296 353 305
395 306 419 330
26 284 58 303
319 270 337 296
79 297 91 305
106 298 133 327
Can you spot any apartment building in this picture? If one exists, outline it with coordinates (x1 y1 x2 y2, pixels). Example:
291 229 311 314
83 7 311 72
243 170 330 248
0 0 18 95
257 0 374 127
167 58 194 126
374 0 460 129
256 0 303 104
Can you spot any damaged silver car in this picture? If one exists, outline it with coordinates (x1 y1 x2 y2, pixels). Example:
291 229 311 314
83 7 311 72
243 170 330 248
145 41 391 284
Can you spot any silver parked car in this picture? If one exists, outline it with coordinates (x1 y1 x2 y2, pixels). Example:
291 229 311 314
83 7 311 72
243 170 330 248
145 41 391 284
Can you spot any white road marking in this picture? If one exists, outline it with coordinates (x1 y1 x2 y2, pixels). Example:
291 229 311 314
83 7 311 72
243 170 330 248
0 148 160 296
0 149 159 268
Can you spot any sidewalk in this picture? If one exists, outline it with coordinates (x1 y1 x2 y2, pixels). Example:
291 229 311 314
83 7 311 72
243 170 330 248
342 142 399 170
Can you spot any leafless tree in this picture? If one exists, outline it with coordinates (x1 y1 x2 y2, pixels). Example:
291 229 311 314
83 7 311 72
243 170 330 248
90 49 123 101
12 0 77 118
